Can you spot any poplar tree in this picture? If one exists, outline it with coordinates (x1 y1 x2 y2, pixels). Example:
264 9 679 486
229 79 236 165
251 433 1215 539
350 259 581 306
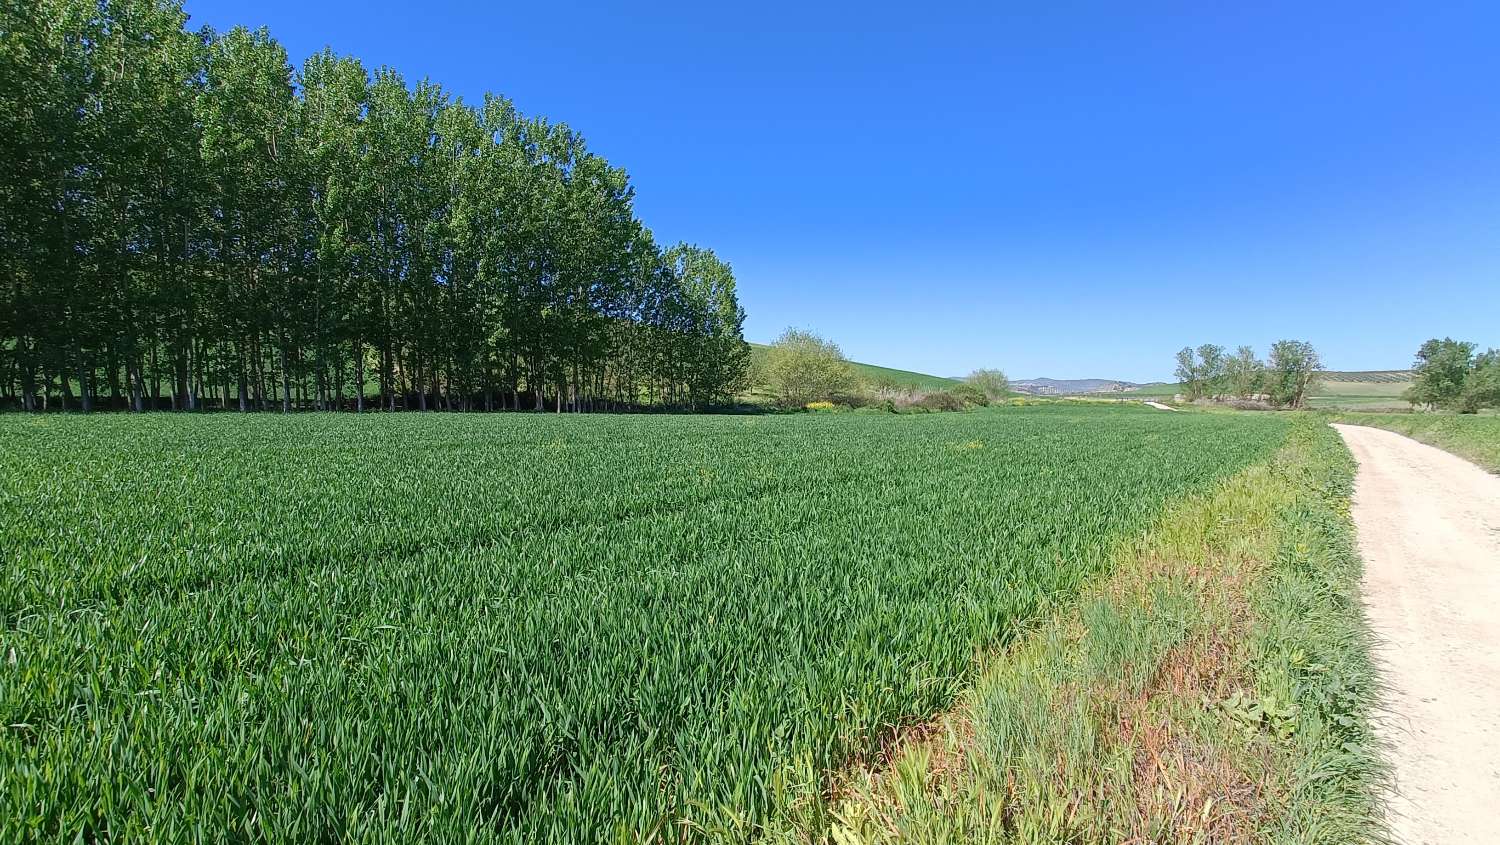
4 1 750 414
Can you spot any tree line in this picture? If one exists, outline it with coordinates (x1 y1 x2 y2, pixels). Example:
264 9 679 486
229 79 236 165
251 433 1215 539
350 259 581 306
1173 340 1322 407
2 1 749 413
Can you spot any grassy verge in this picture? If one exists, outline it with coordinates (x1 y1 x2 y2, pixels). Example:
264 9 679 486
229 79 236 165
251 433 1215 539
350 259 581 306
1326 411 1500 473
765 416 1385 843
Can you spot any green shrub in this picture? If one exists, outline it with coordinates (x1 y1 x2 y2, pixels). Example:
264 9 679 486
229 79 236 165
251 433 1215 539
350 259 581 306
948 383 991 407
916 390 966 412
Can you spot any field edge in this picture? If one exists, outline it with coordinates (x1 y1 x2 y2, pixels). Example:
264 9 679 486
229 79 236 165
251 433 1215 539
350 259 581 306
765 416 1388 843
1324 411 1500 474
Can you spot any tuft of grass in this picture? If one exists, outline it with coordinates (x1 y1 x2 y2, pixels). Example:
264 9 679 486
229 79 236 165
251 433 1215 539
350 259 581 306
767 416 1387 844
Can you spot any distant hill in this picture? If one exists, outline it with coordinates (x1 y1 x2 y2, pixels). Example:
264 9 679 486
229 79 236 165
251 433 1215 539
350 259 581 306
1013 377 1144 395
748 343 958 391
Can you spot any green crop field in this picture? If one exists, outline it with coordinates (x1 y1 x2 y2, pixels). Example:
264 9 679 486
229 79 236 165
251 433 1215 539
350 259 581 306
1321 369 1413 383
1 406 1289 842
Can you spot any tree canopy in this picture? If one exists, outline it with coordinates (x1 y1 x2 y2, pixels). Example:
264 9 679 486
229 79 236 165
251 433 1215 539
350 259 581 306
1 1 748 412
1174 341 1316 407
1405 338 1500 413
1265 340 1322 408
763 328 858 407
964 369 1010 399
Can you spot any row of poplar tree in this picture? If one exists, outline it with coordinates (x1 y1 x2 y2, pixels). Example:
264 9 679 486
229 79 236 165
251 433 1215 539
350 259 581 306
2 1 750 413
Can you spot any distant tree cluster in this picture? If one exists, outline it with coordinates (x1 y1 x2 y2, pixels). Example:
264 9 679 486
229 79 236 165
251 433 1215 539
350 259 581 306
1174 340 1322 407
1405 338 1500 413
2 1 748 413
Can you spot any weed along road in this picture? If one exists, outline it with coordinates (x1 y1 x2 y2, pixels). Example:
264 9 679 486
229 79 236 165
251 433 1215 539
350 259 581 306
1333 424 1500 844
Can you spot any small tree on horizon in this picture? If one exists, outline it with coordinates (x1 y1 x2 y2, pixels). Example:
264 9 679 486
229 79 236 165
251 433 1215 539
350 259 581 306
965 368 1010 399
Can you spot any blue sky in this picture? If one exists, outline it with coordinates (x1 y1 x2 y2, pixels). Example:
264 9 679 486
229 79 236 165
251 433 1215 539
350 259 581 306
185 1 1499 381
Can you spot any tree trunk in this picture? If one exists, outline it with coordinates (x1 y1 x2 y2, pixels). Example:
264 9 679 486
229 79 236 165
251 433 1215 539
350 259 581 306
280 338 291 413
78 358 93 413
19 353 35 412
238 341 249 412
354 342 365 413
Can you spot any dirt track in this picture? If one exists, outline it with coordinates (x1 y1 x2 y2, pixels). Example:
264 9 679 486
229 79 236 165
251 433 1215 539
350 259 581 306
1332 423 1500 844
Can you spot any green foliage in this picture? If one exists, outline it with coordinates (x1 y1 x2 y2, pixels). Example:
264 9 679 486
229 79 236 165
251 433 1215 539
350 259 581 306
1 1 745 414
762 328 859 406
1402 337 1500 413
963 368 1009 399
1173 345 1229 400
1226 344 1265 399
1461 349 1500 413
947 383 991 407
663 245 751 408
747 344 958 395
1405 337 1476 409
0 406 1288 842
1174 346 1199 399
1173 341 1323 408
1266 340 1323 408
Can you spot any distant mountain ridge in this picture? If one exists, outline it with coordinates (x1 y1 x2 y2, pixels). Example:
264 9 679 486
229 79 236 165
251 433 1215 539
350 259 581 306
1012 377 1149 395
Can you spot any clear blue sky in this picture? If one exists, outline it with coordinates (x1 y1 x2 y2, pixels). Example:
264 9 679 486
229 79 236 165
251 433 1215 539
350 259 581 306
186 0 1499 382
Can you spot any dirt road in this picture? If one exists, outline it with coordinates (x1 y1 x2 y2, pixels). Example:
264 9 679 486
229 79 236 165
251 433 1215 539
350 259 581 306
1332 424 1500 844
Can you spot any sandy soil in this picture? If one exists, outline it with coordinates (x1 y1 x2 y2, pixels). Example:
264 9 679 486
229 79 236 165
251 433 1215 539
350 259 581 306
1143 401 1176 411
1332 423 1500 844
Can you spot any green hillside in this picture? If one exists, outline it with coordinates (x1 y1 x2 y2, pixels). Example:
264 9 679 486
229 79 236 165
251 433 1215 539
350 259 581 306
748 343 959 391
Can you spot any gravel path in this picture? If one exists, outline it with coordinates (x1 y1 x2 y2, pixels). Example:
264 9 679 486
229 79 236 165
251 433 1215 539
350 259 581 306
1332 423 1500 844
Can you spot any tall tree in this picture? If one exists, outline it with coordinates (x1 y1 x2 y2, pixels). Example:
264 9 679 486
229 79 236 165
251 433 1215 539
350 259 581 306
5 2 748 415
1195 343 1227 399
1266 340 1323 408
1174 347 1203 401
1225 345 1264 400
1460 349 1500 413
666 244 750 409
1404 337 1476 410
